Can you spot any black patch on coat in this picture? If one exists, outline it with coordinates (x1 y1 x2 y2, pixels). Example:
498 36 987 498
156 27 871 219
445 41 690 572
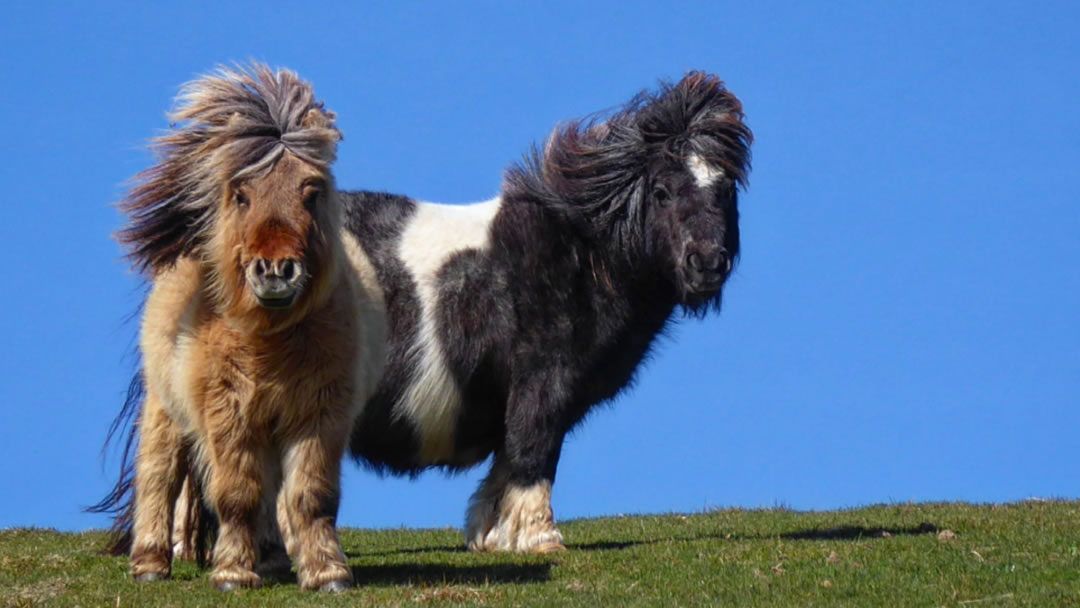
433 247 513 464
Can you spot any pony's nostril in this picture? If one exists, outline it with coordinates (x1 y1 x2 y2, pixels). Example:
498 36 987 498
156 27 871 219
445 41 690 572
278 259 303 283
280 259 295 280
686 252 704 272
717 251 729 272
253 258 269 278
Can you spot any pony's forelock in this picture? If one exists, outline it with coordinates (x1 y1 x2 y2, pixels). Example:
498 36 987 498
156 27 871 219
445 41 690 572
116 62 342 275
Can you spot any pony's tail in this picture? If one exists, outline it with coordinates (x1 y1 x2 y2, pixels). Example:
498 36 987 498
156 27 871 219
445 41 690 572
85 371 145 555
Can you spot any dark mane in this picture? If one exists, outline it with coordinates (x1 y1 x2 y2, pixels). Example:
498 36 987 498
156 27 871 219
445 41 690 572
504 71 752 252
116 63 342 274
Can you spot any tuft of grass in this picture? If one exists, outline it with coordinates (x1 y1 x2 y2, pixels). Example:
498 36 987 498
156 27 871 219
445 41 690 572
2 501 1079 606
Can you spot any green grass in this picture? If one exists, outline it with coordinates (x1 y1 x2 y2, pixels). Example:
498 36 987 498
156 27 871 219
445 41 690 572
3 501 1078 607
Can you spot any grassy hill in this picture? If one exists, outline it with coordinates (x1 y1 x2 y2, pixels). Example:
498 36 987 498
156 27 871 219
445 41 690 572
3 501 1078 606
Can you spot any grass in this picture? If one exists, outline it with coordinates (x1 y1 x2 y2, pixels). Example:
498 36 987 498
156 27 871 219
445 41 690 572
2 501 1078 607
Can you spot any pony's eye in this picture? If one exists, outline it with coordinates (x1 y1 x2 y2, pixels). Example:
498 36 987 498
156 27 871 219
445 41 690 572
304 189 321 211
653 185 671 207
234 191 249 209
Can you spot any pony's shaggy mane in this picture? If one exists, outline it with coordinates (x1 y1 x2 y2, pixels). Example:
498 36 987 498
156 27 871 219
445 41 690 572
505 72 752 253
117 63 342 274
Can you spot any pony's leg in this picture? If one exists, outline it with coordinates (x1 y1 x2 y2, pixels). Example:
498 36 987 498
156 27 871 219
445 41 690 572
130 390 188 580
280 425 351 592
204 428 265 590
471 478 565 553
465 452 510 550
469 377 567 553
276 486 297 559
170 477 196 561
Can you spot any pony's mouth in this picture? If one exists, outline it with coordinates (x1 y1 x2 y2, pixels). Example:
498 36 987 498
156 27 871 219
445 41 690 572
680 267 726 298
255 292 298 309
250 278 301 309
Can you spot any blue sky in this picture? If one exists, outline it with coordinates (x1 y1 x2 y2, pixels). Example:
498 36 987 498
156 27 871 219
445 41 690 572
1 2 1077 532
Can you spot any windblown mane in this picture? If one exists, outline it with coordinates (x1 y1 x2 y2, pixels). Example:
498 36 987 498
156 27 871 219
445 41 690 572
116 63 342 274
504 72 752 252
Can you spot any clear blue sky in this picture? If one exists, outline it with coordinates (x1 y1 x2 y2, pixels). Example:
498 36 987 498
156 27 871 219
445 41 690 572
1 2 1077 532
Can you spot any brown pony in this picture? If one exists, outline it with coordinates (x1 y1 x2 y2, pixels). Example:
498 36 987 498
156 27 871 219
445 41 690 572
101 64 385 592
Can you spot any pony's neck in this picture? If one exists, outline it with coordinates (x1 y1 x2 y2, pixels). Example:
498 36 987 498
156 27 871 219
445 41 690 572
572 217 679 328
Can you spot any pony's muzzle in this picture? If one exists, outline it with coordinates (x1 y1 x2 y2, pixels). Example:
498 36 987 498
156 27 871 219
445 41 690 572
684 247 729 293
247 257 306 308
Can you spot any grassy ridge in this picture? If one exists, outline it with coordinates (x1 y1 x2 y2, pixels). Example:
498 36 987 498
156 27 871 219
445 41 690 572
2 501 1078 606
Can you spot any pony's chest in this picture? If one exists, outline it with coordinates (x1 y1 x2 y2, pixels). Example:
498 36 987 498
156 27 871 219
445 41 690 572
189 323 355 430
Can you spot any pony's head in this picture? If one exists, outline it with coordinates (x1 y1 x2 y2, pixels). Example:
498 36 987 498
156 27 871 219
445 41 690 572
506 72 752 315
117 63 342 329
633 72 751 313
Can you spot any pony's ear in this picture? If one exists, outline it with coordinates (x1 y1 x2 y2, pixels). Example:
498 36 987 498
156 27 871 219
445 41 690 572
302 108 340 139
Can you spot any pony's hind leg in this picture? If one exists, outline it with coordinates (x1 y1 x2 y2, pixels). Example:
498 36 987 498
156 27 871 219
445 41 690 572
130 390 188 581
170 476 199 562
280 426 352 592
465 452 510 551
204 424 266 590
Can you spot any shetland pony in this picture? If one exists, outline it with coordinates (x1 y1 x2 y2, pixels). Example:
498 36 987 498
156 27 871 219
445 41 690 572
91 64 385 591
340 72 752 552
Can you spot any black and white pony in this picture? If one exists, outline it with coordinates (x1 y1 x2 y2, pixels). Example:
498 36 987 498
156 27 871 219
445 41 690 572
343 72 752 552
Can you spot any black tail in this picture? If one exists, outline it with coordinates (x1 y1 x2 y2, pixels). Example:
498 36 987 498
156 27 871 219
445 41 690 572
85 370 145 555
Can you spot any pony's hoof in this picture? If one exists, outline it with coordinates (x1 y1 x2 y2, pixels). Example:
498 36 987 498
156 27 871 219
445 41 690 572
318 580 352 593
135 572 166 583
215 578 261 592
533 541 567 554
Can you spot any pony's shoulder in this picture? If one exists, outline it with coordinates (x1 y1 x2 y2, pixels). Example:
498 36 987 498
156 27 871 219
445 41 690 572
142 256 205 342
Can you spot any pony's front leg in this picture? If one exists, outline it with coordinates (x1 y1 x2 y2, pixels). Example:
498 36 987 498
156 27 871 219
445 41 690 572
204 425 265 591
280 425 352 592
468 375 567 553
130 390 188 581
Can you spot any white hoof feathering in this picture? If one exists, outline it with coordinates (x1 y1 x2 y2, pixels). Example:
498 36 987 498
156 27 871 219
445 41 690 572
467 481 565 553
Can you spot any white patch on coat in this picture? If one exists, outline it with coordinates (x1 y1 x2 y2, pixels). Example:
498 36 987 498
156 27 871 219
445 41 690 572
396 197 502 462
687 153 725 188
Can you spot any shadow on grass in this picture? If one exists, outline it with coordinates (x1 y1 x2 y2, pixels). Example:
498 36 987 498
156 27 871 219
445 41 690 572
352 562 552 586
570 533 730 552
570 540 642 551
347 545 466 558
569 522 941 551
781 522 939 541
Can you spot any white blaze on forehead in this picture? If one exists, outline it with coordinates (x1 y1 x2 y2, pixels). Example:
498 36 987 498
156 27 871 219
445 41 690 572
687 153 725 188
396 197 502 462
